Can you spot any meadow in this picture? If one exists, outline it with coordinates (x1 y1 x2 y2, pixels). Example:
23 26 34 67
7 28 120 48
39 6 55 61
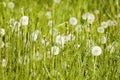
0 0 120 80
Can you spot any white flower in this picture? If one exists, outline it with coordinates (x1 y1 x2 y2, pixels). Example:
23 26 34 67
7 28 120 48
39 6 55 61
2 59 7 67
46 11 52 19
8 2 15 9
101 21 108 28
69 17 78 26
51 46 59 55
48 20 53 27
53 0 61 4
31 30 40 42
12 21 21 32
92 46 102 56
0 28 5 37
75 25 82 32
56 35 66 47
49 28 58 35
97 27 104 33
87 13 95 24
101 36 107 44
20 16 29 26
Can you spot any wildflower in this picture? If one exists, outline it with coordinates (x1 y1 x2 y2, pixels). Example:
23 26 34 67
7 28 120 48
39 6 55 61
91 46 102 56
97 27 104 33
20 16 29 26
2 59 7 67
31 30 40 42
8 2 15 9
51 46 59 55
69 17 78 26
75 25 82 32
0 28 5 37
101 36 107 44
65 34 75 41
53 0 61 4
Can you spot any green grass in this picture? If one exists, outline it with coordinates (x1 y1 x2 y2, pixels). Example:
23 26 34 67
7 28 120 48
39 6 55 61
0 0 120 80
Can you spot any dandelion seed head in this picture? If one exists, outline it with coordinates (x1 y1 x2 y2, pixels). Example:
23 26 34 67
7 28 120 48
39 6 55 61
20 16 29 26
2 59 7 67
92 46 102 56
8 2 15 9
51 46 59 55
97 27 104 33
69 17 78 26
0 28 5 37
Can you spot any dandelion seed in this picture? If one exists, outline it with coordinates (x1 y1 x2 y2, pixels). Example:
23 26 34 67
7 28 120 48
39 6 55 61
101 36 107 44
20 16 29 26
97 27 104 33
51 46 59 55
8 2 15 9
53 0 61 4
31 30 40 42
92 46 102 56
69 17 78 26
2 59 7 67
0 28 5 37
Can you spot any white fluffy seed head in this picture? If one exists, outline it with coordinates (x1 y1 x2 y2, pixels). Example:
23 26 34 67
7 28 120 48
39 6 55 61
20 16 29 26
0 28 5 37
101 36 107 44
2 59 7 67
92 46 102 56
8 2 15 9
69 17 78 26
97 27 104 33
51 46 59 55
87 13 95 24
101 21 108 28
